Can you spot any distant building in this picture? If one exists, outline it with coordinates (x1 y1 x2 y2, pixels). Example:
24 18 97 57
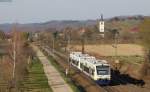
99 14 105 37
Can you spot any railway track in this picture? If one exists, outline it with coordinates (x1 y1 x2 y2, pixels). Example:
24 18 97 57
35 44 150 92
39 45 121 92
50 48 122 92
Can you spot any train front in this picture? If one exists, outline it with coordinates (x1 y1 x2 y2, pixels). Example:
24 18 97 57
94 64 111 85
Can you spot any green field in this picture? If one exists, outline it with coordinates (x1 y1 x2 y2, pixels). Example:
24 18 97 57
20 57 52 92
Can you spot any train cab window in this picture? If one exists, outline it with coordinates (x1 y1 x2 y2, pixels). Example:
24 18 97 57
96 66 109 75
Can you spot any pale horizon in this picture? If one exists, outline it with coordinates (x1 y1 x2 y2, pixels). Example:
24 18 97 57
0 0 149 24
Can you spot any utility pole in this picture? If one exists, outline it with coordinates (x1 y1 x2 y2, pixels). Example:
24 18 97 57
52 37 54 53
81 35 85 54
67 30 71 71
28 56 31 65
114 32 118 59
12 40 16 79
81 28 85 54
114 30 119 70
12 26 17 79
52 31 58 53
64 31 67 52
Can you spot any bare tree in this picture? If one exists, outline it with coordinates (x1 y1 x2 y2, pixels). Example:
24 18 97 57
139 18 150 76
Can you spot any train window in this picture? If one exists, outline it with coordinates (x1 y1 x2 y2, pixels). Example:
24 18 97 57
72 60 75 64
80 63 84 69
72 60 79 66
96 66 109 75
84 66 90 73
75 61 79 66
97 70 108 75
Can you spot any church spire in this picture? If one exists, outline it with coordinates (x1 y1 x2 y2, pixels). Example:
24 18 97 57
101 14 103 21
99 14 105 37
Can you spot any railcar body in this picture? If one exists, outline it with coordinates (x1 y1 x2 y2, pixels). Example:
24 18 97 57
70 52 111 85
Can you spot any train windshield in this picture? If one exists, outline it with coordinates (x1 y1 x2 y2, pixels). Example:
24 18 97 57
96 65 109 75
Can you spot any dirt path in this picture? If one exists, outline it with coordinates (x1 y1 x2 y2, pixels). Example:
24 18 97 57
32 45 73 92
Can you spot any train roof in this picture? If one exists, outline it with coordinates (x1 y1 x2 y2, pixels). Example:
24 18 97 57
70 52 109 66
84 58 108 65
70 52 89 58
70 52 82 55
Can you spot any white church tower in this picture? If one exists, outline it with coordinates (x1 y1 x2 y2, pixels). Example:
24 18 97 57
99 14 105 37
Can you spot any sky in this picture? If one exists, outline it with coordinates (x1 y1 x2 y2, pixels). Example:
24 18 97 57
0 0 149 23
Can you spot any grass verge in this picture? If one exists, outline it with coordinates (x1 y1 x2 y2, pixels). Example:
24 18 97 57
20 57 53 92
41 49 81 92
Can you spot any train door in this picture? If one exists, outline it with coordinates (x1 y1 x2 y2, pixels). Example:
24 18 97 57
89 68 95 79
80 63 84 71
